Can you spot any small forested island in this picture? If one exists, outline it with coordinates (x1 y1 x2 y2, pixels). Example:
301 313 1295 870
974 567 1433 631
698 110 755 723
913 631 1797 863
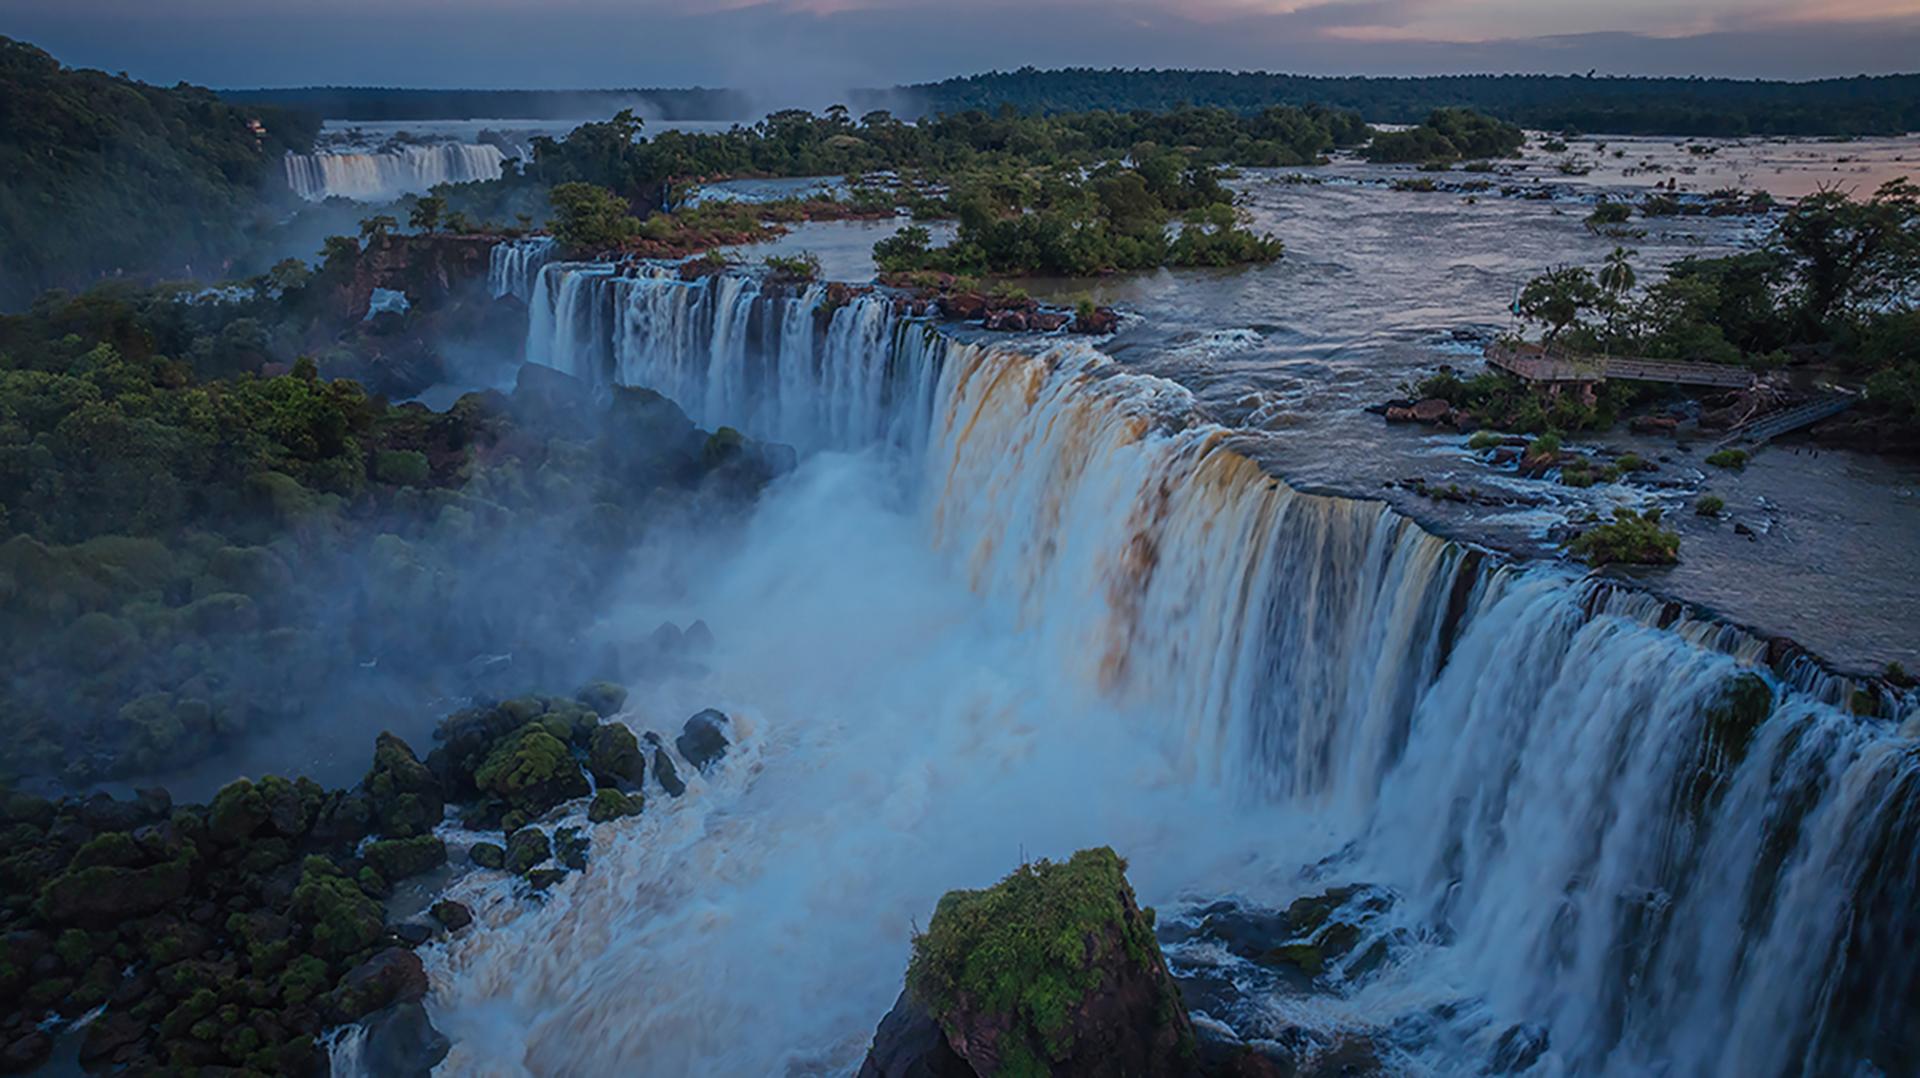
1 23 1917 1078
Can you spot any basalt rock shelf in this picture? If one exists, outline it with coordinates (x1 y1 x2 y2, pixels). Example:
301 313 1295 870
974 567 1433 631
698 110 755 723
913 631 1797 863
406 254 1920 1076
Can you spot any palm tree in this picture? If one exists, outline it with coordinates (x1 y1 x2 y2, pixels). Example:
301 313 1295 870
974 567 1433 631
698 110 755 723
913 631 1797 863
1597 247 1637 343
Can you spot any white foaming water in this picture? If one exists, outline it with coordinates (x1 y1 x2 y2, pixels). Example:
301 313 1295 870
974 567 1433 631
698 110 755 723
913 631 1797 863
283 144 507 202
488 237 557 304
406 260 1920 1076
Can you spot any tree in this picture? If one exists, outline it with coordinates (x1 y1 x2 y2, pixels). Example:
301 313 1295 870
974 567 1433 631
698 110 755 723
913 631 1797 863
358 215 398 242
547 183 638 256
1518 265 1601 342
1773 178 1920 338
408 195 445 233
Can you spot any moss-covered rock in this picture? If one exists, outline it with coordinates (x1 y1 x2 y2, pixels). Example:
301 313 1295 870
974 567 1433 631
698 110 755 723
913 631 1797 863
504 829 551 876
554 827 589 872
207 779 269 845
473 725 590 816
362 732 444 838
469 843 507 870
290 858 384 961
588 724 646 789
362 835 448 883
576 681 629 717
587 789 645 824
429 900 472 932
897 847 1195 1077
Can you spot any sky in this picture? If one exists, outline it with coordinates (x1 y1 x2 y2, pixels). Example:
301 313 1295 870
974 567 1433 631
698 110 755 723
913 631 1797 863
7 0 1920 94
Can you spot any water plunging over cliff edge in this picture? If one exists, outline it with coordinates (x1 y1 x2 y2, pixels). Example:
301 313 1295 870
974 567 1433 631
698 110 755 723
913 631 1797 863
283 144 509 202
415 257 1920 1076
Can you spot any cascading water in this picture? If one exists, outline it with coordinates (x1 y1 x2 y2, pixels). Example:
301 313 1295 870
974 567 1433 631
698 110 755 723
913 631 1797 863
283 144 507 202
488 237 558 304
413 257 1918 1076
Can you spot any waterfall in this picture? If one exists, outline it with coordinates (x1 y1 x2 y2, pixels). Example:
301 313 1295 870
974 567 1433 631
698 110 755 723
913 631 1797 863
525 262 942 453
489 237 557 304
458 255 1920 1075
283 144 507 202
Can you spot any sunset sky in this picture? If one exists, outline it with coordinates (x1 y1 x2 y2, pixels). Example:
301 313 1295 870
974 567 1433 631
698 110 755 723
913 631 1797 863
8 0 1919 91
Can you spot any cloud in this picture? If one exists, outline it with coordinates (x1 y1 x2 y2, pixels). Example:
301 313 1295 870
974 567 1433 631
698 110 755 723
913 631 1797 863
5 0 1918 89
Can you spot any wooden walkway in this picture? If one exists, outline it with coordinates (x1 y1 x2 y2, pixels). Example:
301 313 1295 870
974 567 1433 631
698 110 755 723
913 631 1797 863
1487 341 1756 389
1712 393 1857 449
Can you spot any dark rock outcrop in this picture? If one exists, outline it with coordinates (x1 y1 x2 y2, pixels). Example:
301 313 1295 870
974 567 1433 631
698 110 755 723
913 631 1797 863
676 709 731 773
857 990 974 1078
357 1001 451 1078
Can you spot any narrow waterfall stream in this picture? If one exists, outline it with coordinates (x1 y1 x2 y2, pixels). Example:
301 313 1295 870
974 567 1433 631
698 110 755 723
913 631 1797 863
404 259 1920 1077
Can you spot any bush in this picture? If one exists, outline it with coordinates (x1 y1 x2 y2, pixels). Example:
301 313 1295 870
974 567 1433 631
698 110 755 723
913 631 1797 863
1695 494 1725 516
1467 430 1502 449
763 253 821 283
1705 448 1750 470
1567 507 1681 566
373 450 430 487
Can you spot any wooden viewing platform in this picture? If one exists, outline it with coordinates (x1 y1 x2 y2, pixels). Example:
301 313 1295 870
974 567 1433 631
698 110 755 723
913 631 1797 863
1712 393 1857 449
1487 341 1756 390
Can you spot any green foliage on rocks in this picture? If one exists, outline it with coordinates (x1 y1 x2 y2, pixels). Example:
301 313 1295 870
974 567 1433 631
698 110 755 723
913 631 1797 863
1567 507 1681 567
1364 108 1524 163
907 847 1165 1068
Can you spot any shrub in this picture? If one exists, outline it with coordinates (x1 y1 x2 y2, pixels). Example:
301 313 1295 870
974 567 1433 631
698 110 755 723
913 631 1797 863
1567 507 1681 567
1467 431 1502 450
1695 494 1725 516
763 253 822 283
1705 448 1749 470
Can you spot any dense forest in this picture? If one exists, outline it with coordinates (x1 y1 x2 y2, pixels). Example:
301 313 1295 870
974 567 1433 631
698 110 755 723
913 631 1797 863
872 68 1920 136
0 38 320 310
220 87 751 122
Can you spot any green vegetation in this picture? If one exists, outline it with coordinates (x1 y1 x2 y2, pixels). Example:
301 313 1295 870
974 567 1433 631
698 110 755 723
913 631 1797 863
547 182 640 255
907 848 1179 1073
1363 108 1524 163
1568 507 1681 567
1695 494 1726 516
1706 448 1750 470
1415 367 1633 433
763 253 823 283
0 268 785 785
1467 430 1502 450
0 37 319 308
888 68 1920 137
872 159 1280 277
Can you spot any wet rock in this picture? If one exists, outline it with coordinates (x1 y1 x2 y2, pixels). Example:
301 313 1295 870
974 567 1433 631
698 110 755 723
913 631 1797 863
359 1000 451 1078
505 829 551 875
985 308 1030 332
554 827 590 871
526 868 569 890
676 709 731 773
1410 398 1452 423
575 681 629 717
430 900 472 932
391 921 434 946
1072 306 1120 335
323 948 428 1025
1030 311 1070 332
0 1031 50 1074
78 1010 144 1068
207 779 269 845
469 842 506 870
645 733 687 797
1630 415 1680 434
937 292 987 321
588 789 645 823
588 724 647 789
856 989 973 1078
1488 1024 1550 1074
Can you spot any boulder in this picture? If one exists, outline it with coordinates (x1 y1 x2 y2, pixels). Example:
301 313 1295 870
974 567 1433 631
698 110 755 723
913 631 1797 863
362 732 445 838
938 293 988 321
676 709 731 773
505 829 551 875
362 835 448 882
588 724 647 789
879 847 1196 1077
357 1001 451 1078
469 843 506 871
1410 398 1452 423
856 990 973 1078
0 1031 50 1074
588 789 645 824
1030 312 1070 332
645 733 687 797
430 901 473 932
78 1011 145 1069
323 948 428 1025
1072 306 1120 335
985 309 1030 332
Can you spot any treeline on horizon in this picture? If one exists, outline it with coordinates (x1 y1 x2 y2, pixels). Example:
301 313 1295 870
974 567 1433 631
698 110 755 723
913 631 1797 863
864 68 1920 137
221 87 753 122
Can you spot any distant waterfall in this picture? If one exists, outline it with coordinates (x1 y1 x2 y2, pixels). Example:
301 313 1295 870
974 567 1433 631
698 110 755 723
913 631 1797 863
489 237 558 304
496 253 1920 1075
283 144 507 202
